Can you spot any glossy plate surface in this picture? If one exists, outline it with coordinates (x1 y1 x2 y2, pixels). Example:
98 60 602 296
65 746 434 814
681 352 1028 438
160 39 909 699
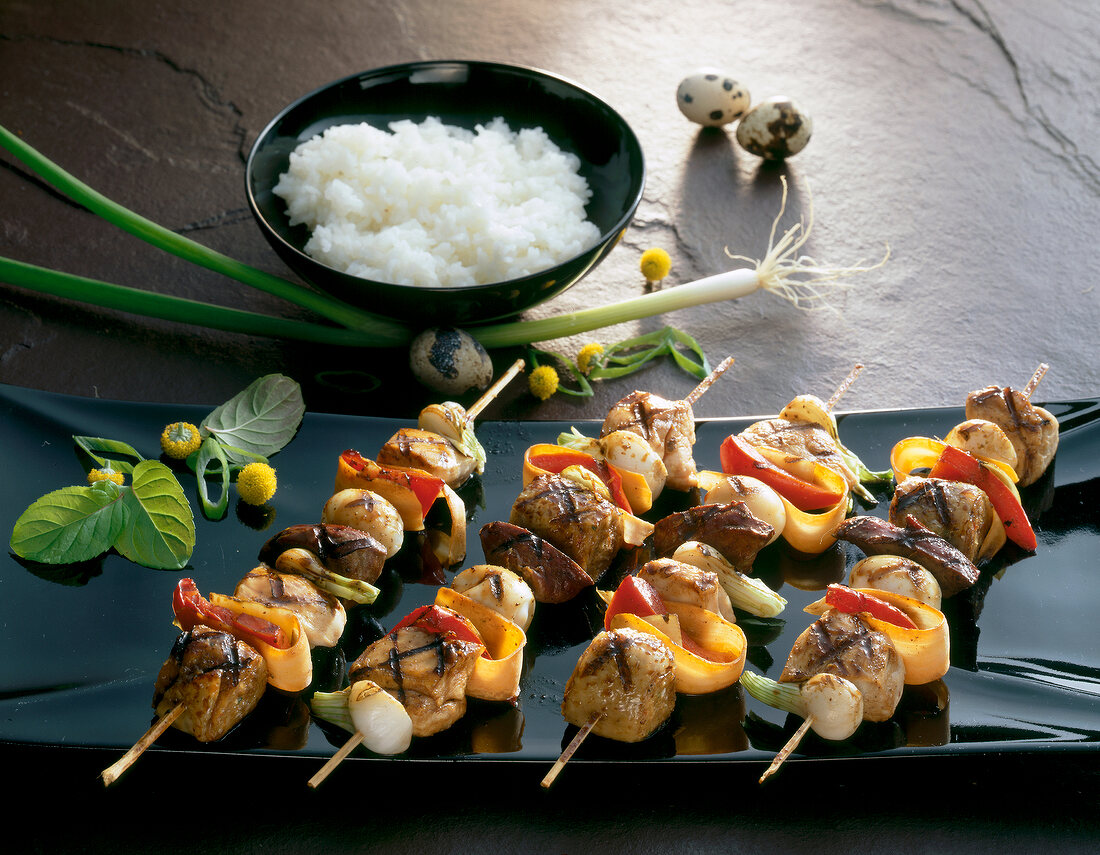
1 385 1098 773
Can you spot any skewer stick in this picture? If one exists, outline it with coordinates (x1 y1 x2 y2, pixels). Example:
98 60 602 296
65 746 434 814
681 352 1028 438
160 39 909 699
1022 363 1049 400
307 729 364 789
465 358 525 423
100 703 184 787
684 356 735 407
759 715 814 783
541 715 601 788
825 363 864 412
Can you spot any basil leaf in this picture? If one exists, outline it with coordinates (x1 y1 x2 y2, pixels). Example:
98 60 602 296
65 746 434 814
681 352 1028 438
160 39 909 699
114 460 195 570
200 374 304 461
9 481 128 564
193 436 230 520
73 435 146 475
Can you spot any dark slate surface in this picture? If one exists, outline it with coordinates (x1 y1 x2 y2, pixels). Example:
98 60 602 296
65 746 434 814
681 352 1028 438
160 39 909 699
2 1 1098 852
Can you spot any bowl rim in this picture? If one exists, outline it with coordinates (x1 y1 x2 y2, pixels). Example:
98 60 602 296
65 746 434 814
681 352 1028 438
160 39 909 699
244 58 647 297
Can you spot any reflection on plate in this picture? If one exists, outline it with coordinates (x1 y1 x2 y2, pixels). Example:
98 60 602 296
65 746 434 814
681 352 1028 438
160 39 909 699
1 385 1098 772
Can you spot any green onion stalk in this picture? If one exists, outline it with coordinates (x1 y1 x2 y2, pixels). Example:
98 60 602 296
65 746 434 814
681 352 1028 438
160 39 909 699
0 124 887 350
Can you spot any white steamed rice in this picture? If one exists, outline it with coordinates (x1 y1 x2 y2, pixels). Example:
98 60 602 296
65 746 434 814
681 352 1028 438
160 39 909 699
273 116 601 288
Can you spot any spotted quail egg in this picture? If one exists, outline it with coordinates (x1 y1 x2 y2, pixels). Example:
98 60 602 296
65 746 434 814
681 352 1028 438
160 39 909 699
676 69 751 127
409 328 494 395
735 96 813 159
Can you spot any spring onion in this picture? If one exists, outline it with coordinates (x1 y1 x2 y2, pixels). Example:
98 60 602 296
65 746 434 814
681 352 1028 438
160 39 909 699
1 124 888 349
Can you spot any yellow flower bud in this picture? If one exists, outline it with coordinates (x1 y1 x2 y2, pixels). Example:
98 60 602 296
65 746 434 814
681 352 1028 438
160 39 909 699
161 422 202 459
87 468 125 486
528 365 560 401
236 462 277 506
640 247 672 283
577 343 605 375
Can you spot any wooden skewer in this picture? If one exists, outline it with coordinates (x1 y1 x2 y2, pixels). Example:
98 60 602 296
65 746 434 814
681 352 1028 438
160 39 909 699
758 715 814 784
825 363 864 412
541 715 601 789
100 703 184 787
684 356 735 407
465 358 525 423
1022 363 1049 400
307 729 364 789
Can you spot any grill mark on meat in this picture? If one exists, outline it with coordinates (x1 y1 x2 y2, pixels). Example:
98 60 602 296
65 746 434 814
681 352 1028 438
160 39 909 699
631 398 652 440
488 572 504 603
580 632 634 692
396 432 450 454
171 629 245 685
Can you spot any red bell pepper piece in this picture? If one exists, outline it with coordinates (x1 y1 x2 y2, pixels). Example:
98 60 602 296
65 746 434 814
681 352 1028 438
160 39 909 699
389 604 485 652
824 583 917 629
528 448 633 513
929 444 1037 551
172 578 289 648
719 435 845 511
603 575 668 631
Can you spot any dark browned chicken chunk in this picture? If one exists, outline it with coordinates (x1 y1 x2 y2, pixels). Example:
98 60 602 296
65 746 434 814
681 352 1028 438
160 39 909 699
652 502 773 572
780 610 905 722
889 476 997 563
965 385 1059 487
258 523 387 584
833 515 979 597
479 521 594 603
601 391 698 491
152 626 268 743
348 626 483 737
562 628 677 742
510 473 625 581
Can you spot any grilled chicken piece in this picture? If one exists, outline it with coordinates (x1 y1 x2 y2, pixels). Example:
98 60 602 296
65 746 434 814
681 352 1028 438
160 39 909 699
348 626 483 737
258 523 387 584
152 626 268 743
562 628 677 742
636 557 735 621
510 473 625 581
479 521 594 604
889 476 997 563
833 515 979 597
779 610 905 722
601 391 698 491
965 385 1059 487
652 502 773 572
377 427 477 487
739 418 859 491
234 565 346 648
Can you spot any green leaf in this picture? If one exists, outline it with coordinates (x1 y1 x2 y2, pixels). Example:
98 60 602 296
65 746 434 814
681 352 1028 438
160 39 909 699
193 436 230 520
9 481 128 564
73 435 146 475
114 460 195 570
201 374 304 462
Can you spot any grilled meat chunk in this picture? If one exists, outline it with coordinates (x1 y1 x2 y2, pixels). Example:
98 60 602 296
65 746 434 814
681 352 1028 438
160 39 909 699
152 626 268 743
601 391 698 491
780 610 905 722
348 626 482 737
234 565 346 648
562 628 677 742
377 427 477 487
739 418 859 491
965 385 1059 487
833 515 979 597
479 521 594 604
889 476 998 563
258 523 387 584
636 557 735 621
510 473 625 581
653 502 773 572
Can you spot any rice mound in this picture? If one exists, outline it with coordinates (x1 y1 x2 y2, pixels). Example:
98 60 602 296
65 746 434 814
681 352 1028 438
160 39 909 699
273 117 601 288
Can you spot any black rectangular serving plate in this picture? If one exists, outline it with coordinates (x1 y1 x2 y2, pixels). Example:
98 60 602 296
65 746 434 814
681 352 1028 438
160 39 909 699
1 383 1098 778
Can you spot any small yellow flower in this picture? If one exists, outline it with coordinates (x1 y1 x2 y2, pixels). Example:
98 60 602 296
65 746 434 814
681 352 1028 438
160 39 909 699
236 462 278 506
161 422 202 459
640 248 672 283
87 468 125 486
577 343 605 375
528 365 560 401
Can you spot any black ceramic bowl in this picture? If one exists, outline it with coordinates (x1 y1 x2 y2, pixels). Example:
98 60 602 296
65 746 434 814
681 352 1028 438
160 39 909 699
246 60 645 326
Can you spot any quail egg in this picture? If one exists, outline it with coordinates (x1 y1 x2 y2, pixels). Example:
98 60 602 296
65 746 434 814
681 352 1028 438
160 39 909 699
676 69 751 127
409 328 493 395
735 96 813 159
